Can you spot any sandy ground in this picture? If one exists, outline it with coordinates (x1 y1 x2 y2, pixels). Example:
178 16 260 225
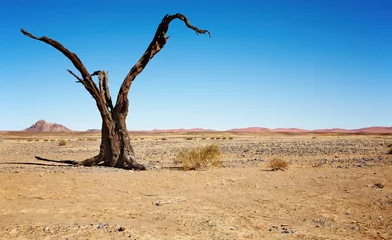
0 132 391 239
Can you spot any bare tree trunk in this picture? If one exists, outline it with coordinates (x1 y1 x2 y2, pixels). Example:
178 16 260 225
80 113 145 170
22 13 210 170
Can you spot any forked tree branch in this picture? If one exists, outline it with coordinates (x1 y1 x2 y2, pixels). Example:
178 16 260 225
21 29 101 103
67 69 85 85
94 70 113 111
115 13 210 115
102 72 114 111
21 13 209 118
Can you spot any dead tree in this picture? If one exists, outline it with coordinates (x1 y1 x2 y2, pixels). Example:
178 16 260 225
22 13 210 170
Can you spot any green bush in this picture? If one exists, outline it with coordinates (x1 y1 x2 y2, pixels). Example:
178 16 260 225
174 144 222 170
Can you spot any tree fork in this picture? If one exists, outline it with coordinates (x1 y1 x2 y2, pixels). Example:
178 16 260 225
24 13 210 170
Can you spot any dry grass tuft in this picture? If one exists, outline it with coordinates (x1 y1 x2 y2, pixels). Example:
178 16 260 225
268 157 289 171
174 144 222 170
387 147 392 155
58 139 67 146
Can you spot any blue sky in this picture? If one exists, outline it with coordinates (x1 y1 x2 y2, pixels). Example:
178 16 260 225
0 0 391 131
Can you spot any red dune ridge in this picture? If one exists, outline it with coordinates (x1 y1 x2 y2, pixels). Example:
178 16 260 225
20 120 392 134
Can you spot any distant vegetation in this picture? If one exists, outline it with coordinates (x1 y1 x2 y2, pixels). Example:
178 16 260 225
268 157 289 171
58 139 67 146
175 144 222 170
388 147 392 155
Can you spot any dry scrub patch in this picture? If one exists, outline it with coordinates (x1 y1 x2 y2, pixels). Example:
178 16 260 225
268 157 289 171
58 139 67 146
174 144 222 170
387 147 392 154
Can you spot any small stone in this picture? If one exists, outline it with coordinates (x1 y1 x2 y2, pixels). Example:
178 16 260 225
373 183 384 189
282 230 290 234
43 226 50 232
9 228 18 235
116 224 125 231
97 223 107 229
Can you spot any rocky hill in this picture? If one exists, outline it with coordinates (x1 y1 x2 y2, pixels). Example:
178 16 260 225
24 120 71 132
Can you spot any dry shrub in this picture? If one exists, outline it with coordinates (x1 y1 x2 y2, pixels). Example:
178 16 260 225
185 137 193 140
175 144 222 170
387 147 392 155
58 139 67 146
268 157 289 171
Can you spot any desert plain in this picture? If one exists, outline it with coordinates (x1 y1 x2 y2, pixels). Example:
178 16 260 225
0 131 391 239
